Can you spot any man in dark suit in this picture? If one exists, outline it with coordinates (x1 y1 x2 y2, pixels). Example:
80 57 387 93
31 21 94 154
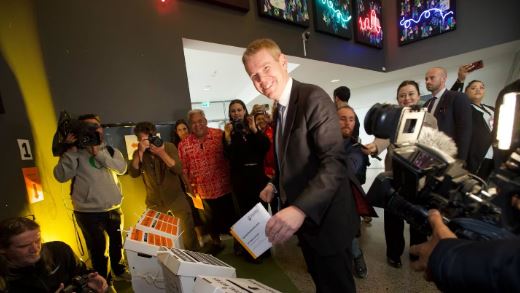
424 67 472 162
242 38 359 292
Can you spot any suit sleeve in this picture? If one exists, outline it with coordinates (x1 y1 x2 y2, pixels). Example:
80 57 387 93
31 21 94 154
291 88 350 225
452 92 472 161
428 238 520 292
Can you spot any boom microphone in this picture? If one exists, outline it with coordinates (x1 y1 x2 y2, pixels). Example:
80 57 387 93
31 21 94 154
417 126 458 158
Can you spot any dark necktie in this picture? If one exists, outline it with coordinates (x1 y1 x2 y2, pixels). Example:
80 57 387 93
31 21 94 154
276 104 286 161
427 97 437 113
276 104 287 203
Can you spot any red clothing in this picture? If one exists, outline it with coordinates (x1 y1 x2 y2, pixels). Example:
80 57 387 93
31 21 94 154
263 125 275 178
178 128 231 199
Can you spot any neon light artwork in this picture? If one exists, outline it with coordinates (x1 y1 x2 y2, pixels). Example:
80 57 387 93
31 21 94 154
358 9 381 33
320 0 351 26
399 8 454 29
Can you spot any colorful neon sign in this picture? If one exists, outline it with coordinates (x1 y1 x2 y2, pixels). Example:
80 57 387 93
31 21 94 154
399 8 454 29
320 0 352 26
358 9 381 34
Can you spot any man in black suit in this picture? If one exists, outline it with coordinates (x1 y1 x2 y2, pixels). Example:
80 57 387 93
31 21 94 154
424 67 472 162
242 38 359 292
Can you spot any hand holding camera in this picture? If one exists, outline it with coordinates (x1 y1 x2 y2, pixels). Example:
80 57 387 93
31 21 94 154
409 210 456 274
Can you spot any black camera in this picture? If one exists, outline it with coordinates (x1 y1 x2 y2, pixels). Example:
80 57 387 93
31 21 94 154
365 103 516 240
63 274 93 293
52 111 101 157
231 118 247 135
148 134 163 147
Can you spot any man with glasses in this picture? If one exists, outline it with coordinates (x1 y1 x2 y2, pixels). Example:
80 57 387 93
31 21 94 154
53 114 129 282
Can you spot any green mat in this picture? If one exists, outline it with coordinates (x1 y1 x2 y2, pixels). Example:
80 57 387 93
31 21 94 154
214 238 300 292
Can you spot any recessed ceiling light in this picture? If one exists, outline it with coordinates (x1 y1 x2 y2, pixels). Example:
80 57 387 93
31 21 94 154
203 86 211 91
330 79 340 83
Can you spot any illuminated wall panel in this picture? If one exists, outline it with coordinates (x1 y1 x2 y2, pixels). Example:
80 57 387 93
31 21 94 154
354 0 383 48
398 0 457 46
313 0 353 39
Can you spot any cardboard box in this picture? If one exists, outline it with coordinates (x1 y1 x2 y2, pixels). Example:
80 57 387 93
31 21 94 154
193 276 281 293
124 227 178 293
157 247 236 293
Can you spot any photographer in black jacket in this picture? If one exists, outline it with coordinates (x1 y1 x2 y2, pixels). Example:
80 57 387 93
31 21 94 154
0 217 108 292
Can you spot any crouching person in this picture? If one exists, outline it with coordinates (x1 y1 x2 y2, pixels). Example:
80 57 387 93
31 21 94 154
0 217 108 292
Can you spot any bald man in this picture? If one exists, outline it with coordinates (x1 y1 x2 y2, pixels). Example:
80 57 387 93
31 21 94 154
424 67 472 162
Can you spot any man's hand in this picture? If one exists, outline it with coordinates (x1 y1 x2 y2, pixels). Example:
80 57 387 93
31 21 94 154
265 206 305 244
512 195 520 211
362 142 377 156
457 64 474 82
87 272 109 293
259 183 275 203
149 143 166 156
409 210 456 273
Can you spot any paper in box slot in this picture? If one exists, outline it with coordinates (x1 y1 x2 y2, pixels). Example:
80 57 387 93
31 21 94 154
193 276 281 293
157 247 236 293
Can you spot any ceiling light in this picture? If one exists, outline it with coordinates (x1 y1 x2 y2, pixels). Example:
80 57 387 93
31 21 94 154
330 79 340 83
203 86 211 91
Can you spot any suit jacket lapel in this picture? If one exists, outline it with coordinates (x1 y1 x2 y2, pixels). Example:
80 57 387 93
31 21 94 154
280 80 299 168
434 90 449 117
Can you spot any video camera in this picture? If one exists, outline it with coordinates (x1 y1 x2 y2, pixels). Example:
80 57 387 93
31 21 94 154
364 103 518 240
52 111 101 157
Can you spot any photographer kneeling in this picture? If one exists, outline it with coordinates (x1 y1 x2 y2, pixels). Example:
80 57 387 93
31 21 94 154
0 217 108 292
410 207 520 292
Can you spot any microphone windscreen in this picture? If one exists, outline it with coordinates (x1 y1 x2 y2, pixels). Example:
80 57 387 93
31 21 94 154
418 127 458 158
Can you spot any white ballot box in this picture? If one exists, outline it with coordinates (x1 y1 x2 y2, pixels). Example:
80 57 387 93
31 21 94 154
157 247 236 293
136 209 183 249
230 203 272 259
124 227 178 293
193 276 281 293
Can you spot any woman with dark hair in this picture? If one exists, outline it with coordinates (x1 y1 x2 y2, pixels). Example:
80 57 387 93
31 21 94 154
364 80 437 268
172 119 190 147
465 80 496 180
223 99 270 261
0 217 107 292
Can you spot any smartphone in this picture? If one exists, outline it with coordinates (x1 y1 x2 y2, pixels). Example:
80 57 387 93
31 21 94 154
467 60 484 72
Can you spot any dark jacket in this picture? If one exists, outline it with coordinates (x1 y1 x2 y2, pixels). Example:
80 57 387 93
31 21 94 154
429 238 520 292
273 79 359 256
425 90 472 161
5 242 87 292
467 103 495 174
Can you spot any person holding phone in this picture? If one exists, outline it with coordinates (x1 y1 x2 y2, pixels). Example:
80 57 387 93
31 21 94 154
450 61 483 92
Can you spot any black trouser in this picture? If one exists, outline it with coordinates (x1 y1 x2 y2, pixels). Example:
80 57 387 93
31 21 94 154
300 239 356 293
200 193 237 240
384 210 426 260
74 208 125 280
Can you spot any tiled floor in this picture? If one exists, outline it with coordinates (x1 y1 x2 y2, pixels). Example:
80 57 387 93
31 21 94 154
270 208 439 293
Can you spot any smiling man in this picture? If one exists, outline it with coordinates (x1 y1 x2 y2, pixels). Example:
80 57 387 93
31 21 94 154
243 38 359 292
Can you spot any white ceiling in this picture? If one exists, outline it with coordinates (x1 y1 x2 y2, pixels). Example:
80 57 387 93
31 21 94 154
183 38 520 108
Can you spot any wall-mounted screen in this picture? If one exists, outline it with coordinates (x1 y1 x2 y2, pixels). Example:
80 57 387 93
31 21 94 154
398 0 456 46
258 0 310 27
313 0 353 39
354 0 383 49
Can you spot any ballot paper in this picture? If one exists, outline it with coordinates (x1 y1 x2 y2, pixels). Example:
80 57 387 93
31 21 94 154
230 203 272 259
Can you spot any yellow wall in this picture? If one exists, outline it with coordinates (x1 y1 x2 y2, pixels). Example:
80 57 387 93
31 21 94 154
0 0 149 259
0 0 81 251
